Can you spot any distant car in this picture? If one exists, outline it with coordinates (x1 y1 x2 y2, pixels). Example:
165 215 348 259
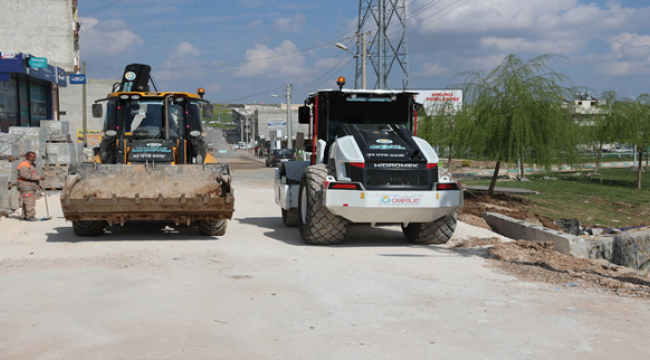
266 149 296 168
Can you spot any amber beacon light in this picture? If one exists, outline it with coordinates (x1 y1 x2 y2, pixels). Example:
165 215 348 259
197 87 205 98
336 77 346 90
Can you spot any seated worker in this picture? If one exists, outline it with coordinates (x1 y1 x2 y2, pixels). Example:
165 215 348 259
154 106 181 139
134 106 163 137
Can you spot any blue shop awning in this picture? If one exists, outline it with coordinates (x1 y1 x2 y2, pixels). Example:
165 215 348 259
0 52 67 87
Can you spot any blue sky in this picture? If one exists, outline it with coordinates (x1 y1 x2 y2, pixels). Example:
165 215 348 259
79 0 650 103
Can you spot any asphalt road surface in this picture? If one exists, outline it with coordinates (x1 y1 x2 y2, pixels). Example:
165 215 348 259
1 146 649 359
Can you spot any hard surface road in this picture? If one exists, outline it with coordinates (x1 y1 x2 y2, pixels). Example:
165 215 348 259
1 137 649 359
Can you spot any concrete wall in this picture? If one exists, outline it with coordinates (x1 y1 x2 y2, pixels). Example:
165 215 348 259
58 78 119 137
483 212 591 257
0 0 77 72
255 109 307 143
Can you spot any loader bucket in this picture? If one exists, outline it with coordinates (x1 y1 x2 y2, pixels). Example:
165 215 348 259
60 162 234 226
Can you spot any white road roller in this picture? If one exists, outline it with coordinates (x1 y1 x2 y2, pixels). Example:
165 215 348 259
275 78 463 245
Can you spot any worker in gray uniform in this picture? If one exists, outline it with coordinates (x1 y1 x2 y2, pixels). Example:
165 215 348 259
17 151 44 221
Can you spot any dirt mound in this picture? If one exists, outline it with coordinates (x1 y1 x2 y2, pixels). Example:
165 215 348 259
458 213 492 230
461 191 560 230
451 237 502 248
456 238 650 298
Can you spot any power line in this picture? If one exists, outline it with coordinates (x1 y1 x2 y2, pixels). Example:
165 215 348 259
294 54 354 91
79 0 124 17
216 85 285 104
87 36 355 72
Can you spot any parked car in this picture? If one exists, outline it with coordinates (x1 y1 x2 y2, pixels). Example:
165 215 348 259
266 149 296 167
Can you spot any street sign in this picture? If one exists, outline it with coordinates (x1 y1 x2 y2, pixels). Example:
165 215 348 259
28 57 48 69
69 74 87 85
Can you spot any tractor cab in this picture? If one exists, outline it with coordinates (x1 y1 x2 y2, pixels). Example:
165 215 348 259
91 64 214 165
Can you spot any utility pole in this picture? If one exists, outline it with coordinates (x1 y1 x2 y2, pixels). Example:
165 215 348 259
337 32 370 89
285 84 293 150
82 61 87 146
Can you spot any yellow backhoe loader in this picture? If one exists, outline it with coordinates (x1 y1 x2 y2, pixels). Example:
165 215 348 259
60 64 234 236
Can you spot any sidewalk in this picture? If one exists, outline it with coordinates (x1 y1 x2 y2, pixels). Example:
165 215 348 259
234 150 266 164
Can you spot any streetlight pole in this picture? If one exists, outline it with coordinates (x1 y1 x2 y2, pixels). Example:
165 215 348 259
285 83 292 150
271 84 293 150
335 31 370 89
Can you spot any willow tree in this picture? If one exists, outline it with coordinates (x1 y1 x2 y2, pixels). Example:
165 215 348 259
418 100 467 169
588 90 619 172
612 94 650 190
454 54 579 196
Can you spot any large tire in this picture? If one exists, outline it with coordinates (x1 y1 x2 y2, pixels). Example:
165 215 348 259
72 220 104 237
282 208 299 227
298 164 347 245
402 210 458 245
198 219 228 236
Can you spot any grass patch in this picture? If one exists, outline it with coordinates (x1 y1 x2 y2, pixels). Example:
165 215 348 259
461 168 650 228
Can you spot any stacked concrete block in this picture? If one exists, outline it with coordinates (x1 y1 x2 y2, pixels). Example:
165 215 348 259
76 142 86 163
40 120 70 138
0 161 17 187
10 187 19 211
46 143 77 164
0 175 10 213
0 134 24 160
8 127 44 157
41 165 68 189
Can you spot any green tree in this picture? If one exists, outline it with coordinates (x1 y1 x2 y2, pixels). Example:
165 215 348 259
611 94 650 190
419 100 463 169
454 54 580 196
588 91 619 172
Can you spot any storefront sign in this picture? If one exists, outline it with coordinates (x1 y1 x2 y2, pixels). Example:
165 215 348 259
268 119 286 127
28 57 48 69
0 53 66 87
69 74 87 85
414 89 463 115
1 52 18 59
77 130 103 147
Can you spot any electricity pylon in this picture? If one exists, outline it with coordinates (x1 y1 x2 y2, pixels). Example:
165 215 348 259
356 0 410 89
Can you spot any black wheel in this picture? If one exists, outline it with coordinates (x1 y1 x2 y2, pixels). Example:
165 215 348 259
402 210 458 245
198 219 228 236
72 220 105 236
282 208 299 227
298 164 347 245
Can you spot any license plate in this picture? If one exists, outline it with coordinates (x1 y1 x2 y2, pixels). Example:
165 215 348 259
380 195 421 207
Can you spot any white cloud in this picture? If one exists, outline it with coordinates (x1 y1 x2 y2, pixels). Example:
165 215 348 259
481 37 584 55
594 33 650 76
79 17 144 57
272 14 307 33
402 0 650 81
175 41 201 57
156 41 203 79
234 40 310 78
418 62 450 76
411 0 648 35
458 54 508 73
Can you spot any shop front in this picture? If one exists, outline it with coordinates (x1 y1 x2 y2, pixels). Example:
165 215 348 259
0 52 67 132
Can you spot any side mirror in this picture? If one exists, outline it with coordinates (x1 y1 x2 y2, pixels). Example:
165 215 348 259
202 104 213 118
92 104 103 118
298 106 310 124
